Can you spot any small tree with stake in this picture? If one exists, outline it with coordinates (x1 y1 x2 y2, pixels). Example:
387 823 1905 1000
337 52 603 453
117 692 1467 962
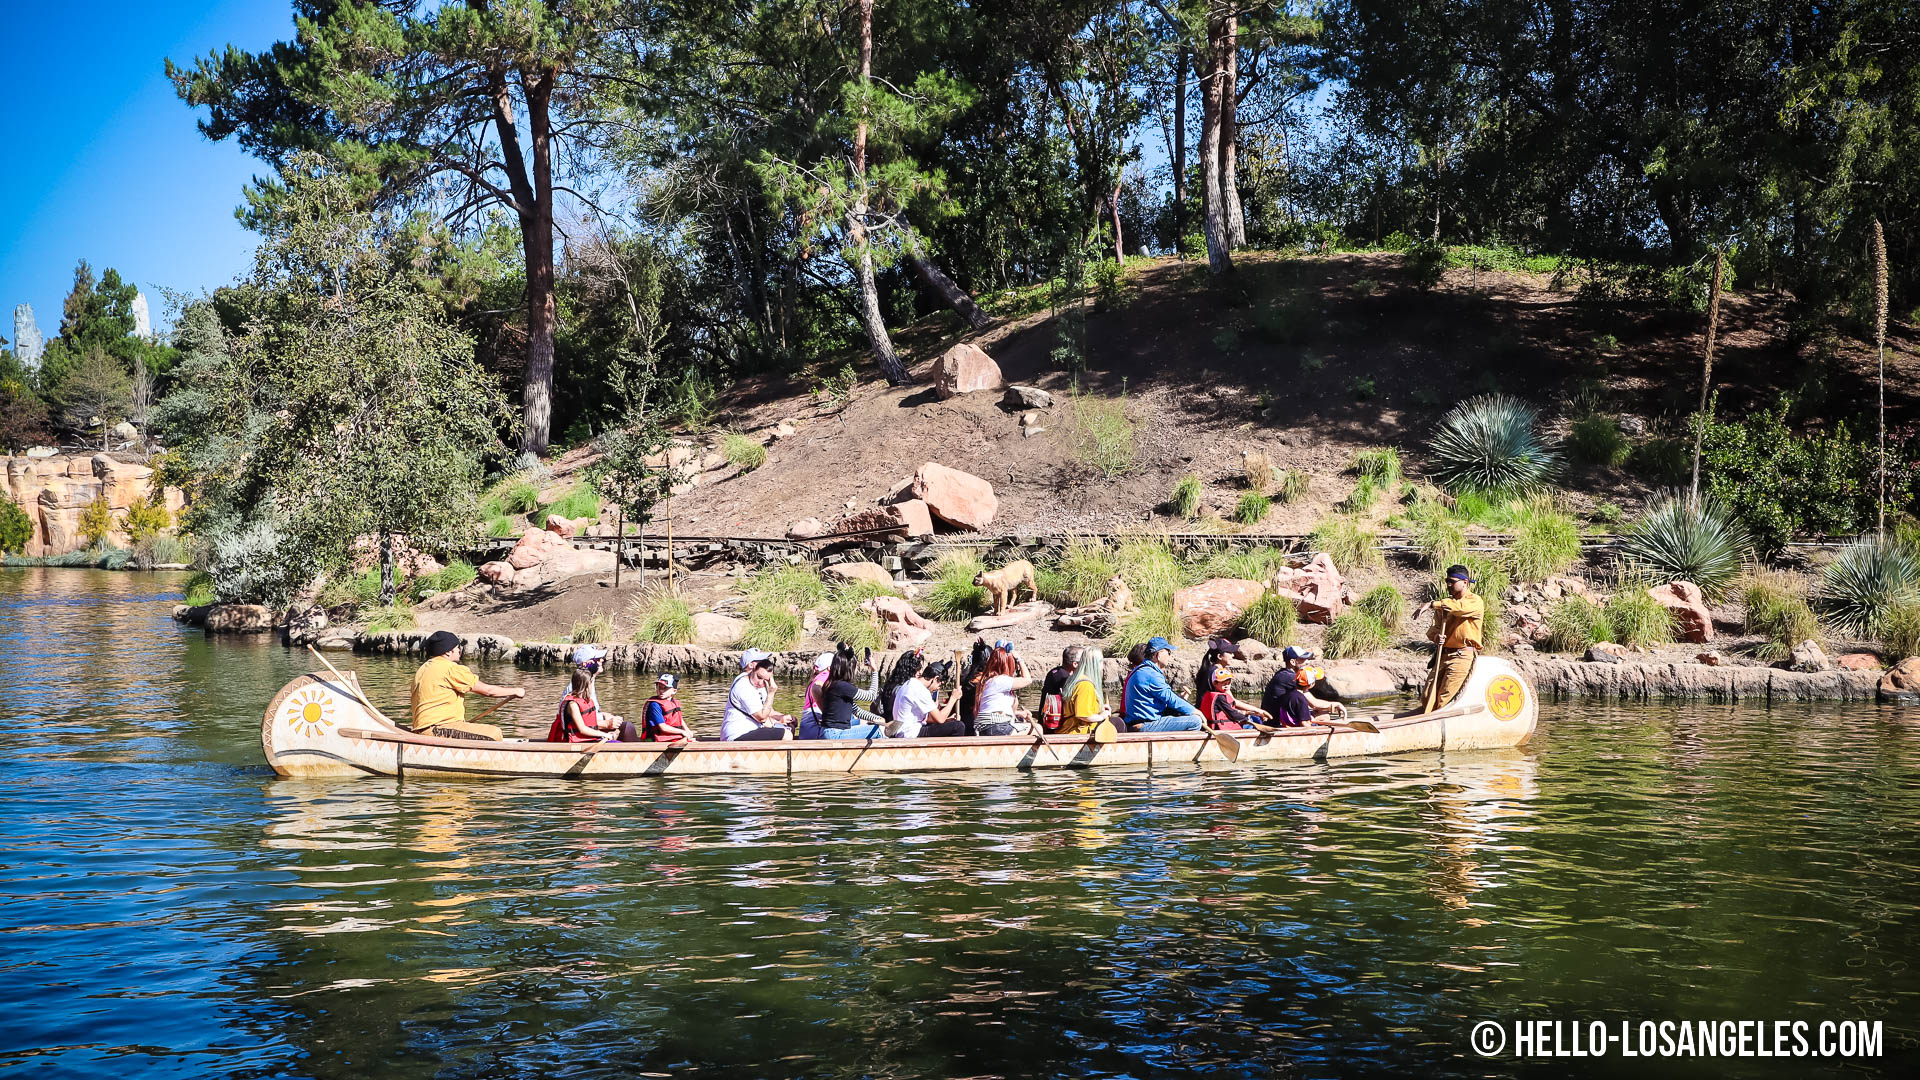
588 409 682 590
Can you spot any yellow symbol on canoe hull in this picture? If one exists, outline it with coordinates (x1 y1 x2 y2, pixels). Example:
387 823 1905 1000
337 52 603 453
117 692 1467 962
284 687 337 738
1486 675 1525 721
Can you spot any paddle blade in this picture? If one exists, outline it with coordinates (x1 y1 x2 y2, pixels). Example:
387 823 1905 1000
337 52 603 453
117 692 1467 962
1211 729 1242 761
1091 719 1117 744
1345 718 1380 733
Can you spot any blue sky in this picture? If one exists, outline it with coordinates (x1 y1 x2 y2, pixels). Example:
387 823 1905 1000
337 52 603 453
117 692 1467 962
0 2 295 340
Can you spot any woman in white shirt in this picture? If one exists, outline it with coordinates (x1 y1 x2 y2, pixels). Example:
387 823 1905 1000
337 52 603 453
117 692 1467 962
969 645 1034 736
722 650 794 741
886 657 962 738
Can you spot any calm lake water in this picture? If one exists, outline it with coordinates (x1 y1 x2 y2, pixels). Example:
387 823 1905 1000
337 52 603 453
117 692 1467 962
1 568 1916 1079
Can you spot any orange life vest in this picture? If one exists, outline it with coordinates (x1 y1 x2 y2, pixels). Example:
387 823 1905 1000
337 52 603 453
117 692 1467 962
546 692 600 743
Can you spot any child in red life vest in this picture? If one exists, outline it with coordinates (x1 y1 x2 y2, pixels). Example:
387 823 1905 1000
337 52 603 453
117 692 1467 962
642 673 692 741
1197 664 1274 730
545 646 641 742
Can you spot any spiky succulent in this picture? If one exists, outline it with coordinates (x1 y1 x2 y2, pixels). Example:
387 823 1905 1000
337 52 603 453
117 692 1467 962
1818 536 1920 639
1428 394 1559 495
1616 492 1752 600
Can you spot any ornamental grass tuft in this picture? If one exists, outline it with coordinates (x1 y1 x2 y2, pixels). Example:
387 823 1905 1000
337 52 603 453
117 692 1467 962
1236 592 1297 646
1355 583 1406 628
1309 515 1382 571
630 589 694 645
921 549 990 620
1324 611 1389 659
1233 492 1271 525
1169 474 1202 520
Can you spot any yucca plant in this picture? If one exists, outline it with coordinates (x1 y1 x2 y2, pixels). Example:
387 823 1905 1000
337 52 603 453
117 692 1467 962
1429 394 1558 495
1818 536 1920 639
1236 592 1297 646
1616 492 1752 600
1169 474 1202 520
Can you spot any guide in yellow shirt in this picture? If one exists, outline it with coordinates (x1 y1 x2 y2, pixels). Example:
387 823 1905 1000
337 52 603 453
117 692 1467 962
410 630 525 740
1420 565 1484 711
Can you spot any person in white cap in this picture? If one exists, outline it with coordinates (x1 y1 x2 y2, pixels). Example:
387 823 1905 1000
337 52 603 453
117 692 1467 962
723 649 794 741
547 645 639 741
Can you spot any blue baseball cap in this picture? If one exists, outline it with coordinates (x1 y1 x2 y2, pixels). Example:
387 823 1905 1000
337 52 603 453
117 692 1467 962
1146 636 1173 654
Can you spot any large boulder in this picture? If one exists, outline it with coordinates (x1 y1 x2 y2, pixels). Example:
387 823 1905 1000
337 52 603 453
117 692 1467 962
1319 662 1398 701
1271 553 1347 624
823 561 894 587
478 560 516 586
829 502 934 539
910 463 997 531
0 452 186 556
933 342 1004 399
544 514 581 538
1004 384 1053 409
1878 657 1920 702
507 527 572 570
1648 580 1713 643
860 595 933 650
204 603 276 634
1172 578 1265 639
1789 639 1831 673
1835 652 1881 671
891 499 936 538
500 526 614 586
692 612 745 646
786 518 825 540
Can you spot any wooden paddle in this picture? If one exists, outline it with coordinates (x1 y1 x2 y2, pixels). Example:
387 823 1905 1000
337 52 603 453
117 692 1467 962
306 645 401 728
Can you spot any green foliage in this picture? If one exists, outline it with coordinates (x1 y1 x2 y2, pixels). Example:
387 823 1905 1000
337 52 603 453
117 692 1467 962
1742 571 1818 659
1169 474 1202 520
823 579 898 653
1233 492 1271 525
1699 407 1895 557
498 478 543 516
1341 476 1382 513
0 378 53 454
1049 538 1121 606
1626 438 1691 486
1429 394 1558 495
1325 612 1389 659
409 559 476 600
739 595 802 650
1348 376 1377 400
1616 493 1753 600
1089 257 1130 311
543 481 601 522
1108 591 1180 653
920 549 989 620
566 609 617 644
1274 468 1309 504
77 496 114 548
749 564 827 610
46 345 133 439
1508 499 1582 582
1604 588 1676 648
1115 538 1191 599
1404 241 1448 290
0 494 31 556
1236 592 1297 646
1310 515 1382 571
1069 383 1137 479
1880 602 1920 663
1818 537 1920 639
1355 584 1407 628
132 532 193 568
1354 448 1403 489
1568 415 1631 467
119 496 172 543
1399 492 1467 569
722 431 768 471
1252 291 1317 345
1543 595 1611 652
630 590 695 645
485 515 520 539
588 408 677 549
1199 545 1289 582
810 364 859 414
182 572 217 607
364 601 417 635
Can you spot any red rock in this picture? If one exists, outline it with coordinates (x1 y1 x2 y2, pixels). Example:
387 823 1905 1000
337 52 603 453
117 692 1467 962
544 514 579 537
1648 580 1712 643
823 561 894 587
501 527 614 586
1879 657 1920 702
204 603 276 634
692 612 745 645
1836 652 1880 671
933 342 1004 399
910 463 997 531
829 502 932 539
786 518 824 539
891 499 935 538
478 560 515 586
1172 578 1265 639
1236 638 1272 660
1271 553 1347 624
1695 652 1723 666
506 527 570 570
861 595 933 650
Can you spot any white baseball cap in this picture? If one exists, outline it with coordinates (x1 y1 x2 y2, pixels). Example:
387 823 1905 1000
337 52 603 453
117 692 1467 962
571 644 608 665
814 652 835 671
740 648 772 669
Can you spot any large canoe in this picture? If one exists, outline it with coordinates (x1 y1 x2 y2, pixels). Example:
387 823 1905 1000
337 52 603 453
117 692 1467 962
262 656 1538 779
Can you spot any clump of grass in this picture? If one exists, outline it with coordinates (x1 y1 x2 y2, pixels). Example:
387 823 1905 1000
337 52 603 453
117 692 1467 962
1242 449 1275 493
1324 611 1389 659
1236 592 1297 645
722 431 767 471
497 477 542 515
1353 447 1403 490
1604 587 1676 648
1429 393 1559 495
1743 570 1819 662
1109 591 1180 653
364 601 417 634
1200 545 1288 582
749 563 827 610
1881 601 1920 662
1626 438 1691 486
182 571 216 607
410 560 477 600
921 549 990 620
1401 495 1467 569
1341 476 1382 513
1543 595 1610 652
1617 492 1752 600
1169 474 1202 519
824 578 901 653
546 482 602 522
1818 536 1920 639
1354 583 1406 628
1309 515 1382 571
486 515 520 538
1113 537 1189 599
1508 498 1582 582
1273 468 1309 504
630 590 694 644
567 609 617 644
1049 538 1121 606
739 596 802 650
1233 492 1271 525
1568 414 1631 467
1069 382 1138 479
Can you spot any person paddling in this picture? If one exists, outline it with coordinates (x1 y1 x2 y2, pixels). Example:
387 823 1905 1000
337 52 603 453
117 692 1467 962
410 630 523 740
1421 564 1485 711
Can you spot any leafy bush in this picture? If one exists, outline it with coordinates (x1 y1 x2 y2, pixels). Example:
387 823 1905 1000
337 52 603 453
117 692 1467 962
1699 407 1905 557
1568 415 1630 467
1069 384 1137 478
630 590 694 644
1880 602 1920 662
120 496 172 542
1049 538 1120 606
1429 394 1558 495
921 549 990 620
182 571 217 607
1325 612 1389 658
207 518 305 605
1236 592 1297 645
739 596 802 650
722 431 767 470
1509 499 1582 582
0 493 31 555
1354 447 1403 490
1404 240 1447 290
364 601 417 634
1309 515 1382 571
1605 587 1676 648
78 496 114 548
1242 450 1275 493
1616 493 1752 600
133 532 193 568
1818 536 1920 638
1090 257 1130 310
1355 583 1406 628
543 481 601 522
1233 492 1271 525
1169 474 1202 519
1348 376 1377 400
1274 468 1309 504
749 563 827 610
1626 437 1691 486
1252 292 1317 344
810 363 859 414
1544 595 1611 652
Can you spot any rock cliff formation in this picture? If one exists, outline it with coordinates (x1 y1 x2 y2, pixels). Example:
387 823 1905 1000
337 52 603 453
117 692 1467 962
1 453 186 556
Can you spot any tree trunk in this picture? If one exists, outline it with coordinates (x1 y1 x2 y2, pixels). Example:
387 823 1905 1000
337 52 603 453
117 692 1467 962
613 506 624 589
1174 46 1187 244
850 0 907 384
905 245 991 329
379 532 396 605
1111 178 1125 261
1219 11 1245 249
1689 249 1725 501
1197 12 1234 275
488 64 558 457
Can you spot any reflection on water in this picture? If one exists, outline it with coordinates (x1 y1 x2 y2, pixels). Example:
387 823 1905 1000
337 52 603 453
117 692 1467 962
0 567 1916 1078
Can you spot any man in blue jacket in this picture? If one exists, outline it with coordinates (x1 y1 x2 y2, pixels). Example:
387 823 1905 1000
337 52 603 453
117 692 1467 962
1123 637 1206 732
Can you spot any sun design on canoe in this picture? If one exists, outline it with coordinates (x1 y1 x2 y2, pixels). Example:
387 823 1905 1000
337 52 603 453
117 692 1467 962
1486 676 1525 720
283 687 336 738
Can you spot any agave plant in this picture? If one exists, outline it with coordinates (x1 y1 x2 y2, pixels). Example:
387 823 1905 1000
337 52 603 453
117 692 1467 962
1818 536 1920 639
1615 492 1752 600
1428 394 1559 494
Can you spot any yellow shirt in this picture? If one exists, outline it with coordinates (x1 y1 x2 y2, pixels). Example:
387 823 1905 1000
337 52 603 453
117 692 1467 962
411 655 478 730
1430 593 1485 650
1058 680 1104 735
